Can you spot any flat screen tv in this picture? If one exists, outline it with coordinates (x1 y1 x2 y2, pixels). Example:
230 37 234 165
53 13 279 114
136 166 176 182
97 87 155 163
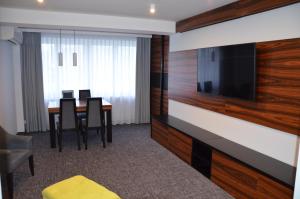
197 43 256 101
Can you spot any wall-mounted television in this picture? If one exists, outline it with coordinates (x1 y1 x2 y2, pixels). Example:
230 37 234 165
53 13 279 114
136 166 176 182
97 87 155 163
197 43 256 101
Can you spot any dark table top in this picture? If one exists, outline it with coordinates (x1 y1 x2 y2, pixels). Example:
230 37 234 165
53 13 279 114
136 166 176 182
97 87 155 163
48 99 112 113
154 115 296 188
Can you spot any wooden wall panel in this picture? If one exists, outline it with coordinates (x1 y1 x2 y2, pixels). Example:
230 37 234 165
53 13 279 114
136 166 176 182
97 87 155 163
150 88 168 116
151 35 162 73
169 38 300 135
211 150 293 199
151 35 169 73
150 35 169 116
162 91 168 115
162 36 169 114
163 36 169 73
151 87 161 116
169 50 226 113
176 0 300 32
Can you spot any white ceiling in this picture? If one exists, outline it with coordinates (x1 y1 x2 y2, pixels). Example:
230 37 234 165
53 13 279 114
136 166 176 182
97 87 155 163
0 0 237 21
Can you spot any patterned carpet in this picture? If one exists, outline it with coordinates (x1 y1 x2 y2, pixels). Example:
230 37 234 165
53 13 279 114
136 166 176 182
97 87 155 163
13 124 232 199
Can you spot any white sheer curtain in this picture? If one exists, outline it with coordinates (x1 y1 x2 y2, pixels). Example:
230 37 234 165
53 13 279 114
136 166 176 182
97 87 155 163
41 33 137 124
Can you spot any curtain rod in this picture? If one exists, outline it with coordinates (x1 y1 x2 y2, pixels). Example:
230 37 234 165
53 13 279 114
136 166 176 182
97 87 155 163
20 28 152 38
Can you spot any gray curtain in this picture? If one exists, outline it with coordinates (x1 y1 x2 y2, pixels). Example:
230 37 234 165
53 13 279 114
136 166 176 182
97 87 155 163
135 37 151 123
21 32 47 132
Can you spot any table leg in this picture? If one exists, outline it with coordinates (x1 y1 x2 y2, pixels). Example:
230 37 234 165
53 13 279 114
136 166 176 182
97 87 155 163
49 112 56 148
107 110 112 143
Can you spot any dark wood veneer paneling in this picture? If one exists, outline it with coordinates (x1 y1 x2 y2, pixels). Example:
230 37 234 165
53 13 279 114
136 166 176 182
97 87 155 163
151 35 162 73
151 118 192 164
152 117 294 197
169 38 300 135
176 0 300 32
151 118 169 149
211 150 259 198
257 174 293 199
150 35 169 116
168 127 192 164
211 150 293 199
150 87 161 116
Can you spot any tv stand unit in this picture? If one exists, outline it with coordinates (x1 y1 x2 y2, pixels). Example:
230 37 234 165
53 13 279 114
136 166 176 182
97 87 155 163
151 115 295 199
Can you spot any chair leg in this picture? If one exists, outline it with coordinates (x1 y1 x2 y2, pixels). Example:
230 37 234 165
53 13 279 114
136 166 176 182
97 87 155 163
58 129 62 152
6 173 13 199
28 155 34 176
76 130 81 150
101 127 106 148
81 127 85 143
97 129 99 135
85 129 88 150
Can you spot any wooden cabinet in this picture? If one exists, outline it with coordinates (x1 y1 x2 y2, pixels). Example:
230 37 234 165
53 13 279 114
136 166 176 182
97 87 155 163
151 117 294 198
151 118 192 164
151 118 169 150
257 174 293 199
211 150 293 199
168 127 192 164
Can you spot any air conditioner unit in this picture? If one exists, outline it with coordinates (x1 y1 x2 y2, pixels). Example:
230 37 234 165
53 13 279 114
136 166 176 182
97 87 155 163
0 26 23 45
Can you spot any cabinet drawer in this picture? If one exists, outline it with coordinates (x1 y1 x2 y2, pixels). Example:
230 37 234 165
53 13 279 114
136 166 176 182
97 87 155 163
168 127 192 164
211 150 293 199
256 174 293 199
211 150 259 199
151 119 169 149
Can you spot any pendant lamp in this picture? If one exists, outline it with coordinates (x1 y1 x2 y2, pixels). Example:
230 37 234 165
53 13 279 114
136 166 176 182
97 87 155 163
58 29 63 66
73 30 77 66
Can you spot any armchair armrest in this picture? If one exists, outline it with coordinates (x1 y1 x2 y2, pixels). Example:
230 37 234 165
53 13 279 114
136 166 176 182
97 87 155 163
0 126 32 150
5 134 32 150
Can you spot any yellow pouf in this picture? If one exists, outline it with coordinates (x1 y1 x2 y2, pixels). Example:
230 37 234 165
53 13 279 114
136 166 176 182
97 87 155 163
42 175 121 199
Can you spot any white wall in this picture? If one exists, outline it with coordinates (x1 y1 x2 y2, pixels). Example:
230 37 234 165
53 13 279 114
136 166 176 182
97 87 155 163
170 3 300 52
169 100 299 166
13 45 24 132
169 3 300 167
0 7 175 35
0 40 17 134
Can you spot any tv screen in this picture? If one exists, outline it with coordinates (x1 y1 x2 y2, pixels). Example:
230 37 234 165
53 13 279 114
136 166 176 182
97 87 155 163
197 43 256 101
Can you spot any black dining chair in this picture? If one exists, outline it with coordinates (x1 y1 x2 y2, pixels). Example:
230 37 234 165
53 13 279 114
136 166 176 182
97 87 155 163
79 89 91 101
80 98 105 149
78 90 91 120
56 98 80 152
62 90 74 98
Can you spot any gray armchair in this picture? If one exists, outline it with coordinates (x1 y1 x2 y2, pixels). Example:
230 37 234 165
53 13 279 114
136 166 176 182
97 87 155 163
0 126 34 199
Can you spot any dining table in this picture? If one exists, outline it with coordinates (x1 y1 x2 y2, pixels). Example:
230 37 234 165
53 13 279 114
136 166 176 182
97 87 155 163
47 99 112 148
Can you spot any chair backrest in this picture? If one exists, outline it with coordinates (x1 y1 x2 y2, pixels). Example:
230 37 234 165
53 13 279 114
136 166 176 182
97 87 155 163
79 89 91 100
62 90 74 98
59 98 77 130
86 98 104 128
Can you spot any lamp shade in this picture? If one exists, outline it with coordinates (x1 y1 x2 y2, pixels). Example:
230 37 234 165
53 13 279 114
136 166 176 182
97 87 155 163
58 52 63 66
73 52 77 66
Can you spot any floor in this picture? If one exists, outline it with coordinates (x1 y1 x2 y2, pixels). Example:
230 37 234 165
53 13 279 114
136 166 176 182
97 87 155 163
13 124 232 199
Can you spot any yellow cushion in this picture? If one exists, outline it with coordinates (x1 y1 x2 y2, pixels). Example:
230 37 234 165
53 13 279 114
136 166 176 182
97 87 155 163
42 175 121 199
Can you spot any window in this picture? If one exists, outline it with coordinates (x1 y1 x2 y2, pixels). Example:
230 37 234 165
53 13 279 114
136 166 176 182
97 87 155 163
41 33 137 124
